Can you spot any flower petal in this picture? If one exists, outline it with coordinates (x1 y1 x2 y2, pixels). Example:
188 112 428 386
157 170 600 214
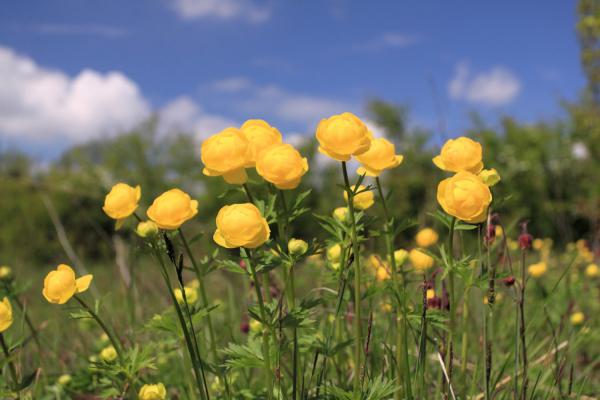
76 275 94 293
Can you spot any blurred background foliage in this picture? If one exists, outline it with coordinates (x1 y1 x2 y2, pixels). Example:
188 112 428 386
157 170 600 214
2 4 600 269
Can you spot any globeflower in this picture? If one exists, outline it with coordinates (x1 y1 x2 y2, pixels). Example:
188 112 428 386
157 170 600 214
570 312 585 326
394 249 409 266
479 168 501 186
57 374 72 386
255 143 309 189
327 244 342 263
316 112 372 161
102 183 141 228
240 119 283 164
409 249 434 272
0 266 11 280
0 297 13 333
437 172 492 224
42 264 93 304
174 286 198 305
585 263 599 278
415 228 439 248
528 262 547 278
201 127 252 184
333 207 349 222
344 185 374 210
138 383 167 400
213 203 270 248
147 189 198 230
100 345 117 362
288 239 308 256
355 138 403 176
136 220 158 238
432 137 483 173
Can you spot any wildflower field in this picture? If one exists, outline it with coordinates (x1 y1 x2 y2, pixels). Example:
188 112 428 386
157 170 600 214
0 111 599 400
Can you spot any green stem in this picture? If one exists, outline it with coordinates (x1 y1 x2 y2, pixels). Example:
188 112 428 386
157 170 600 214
341 161 363 399
178 229 219 363
243 183 256 205
73 295 123 362
0 333 18 394
375 177 412 400
242 249 273 399
445 217 456 390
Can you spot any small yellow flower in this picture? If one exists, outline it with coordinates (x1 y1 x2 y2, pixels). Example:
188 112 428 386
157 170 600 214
394 249 409 266
333 207 349 222
147 189 198 230
174 286 198 305
288 239 308 256
478 168 501 186
135 220 158 238
57 374 72 386
0 298 13 333
409 249 434 272
380 303 393 313
415 228 439 248
330 262 341 270
201 127 252 184
355 137 403 176
42 264 93 305
570 312 584 326
495 225 504 236
0 266 12 280
249 319 262 334
102 183 141 228
528 262 547 278
327 244 342 263
316 112 372 161
240 119 283 164
375 266 390 281
138 383 167 400
432 137 483 173
437 172 492 223
100 345 117 363
426 289 435 300
188 279 200 288
585 263 599 278
255 143 309 189
344 185 374 210
532 238 544 251
213 203 270 249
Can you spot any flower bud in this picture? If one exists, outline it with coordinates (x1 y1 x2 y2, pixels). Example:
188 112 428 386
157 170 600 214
174 286 198 305
240 321 250 334
585 263 599 278
570 312 584 326
332 207 349 223
136 220 158 238
288 239 308 256
393 249 408 266
478 168 501 186
138 383 167 400
327 244 342 263
100 345 117 363
502 276 516 287
519 233 533 250
0 266 12 281
57 374 72 386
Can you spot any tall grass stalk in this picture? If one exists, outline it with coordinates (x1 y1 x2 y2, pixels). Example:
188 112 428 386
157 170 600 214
445 217 457 392
341 161 363 399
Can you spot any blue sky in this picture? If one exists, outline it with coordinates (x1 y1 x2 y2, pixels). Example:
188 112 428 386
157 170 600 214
0 0 585 160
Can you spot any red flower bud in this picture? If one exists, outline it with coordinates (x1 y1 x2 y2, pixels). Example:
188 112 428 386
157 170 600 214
240 322 250 334
502 276 515 287
519 233 533 250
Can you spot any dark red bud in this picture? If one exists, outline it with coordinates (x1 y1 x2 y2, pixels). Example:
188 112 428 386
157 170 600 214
240 322 249 334
502 276 516 287
519 233 533 250
427 296 442 309
239 260 247 270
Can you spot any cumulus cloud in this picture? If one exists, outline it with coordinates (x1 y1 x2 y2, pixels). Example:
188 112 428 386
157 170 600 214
211 76 252 92
448 62 521 106
0 46 150 142
357 32 420 51
171 0 271 23
158 96 237 142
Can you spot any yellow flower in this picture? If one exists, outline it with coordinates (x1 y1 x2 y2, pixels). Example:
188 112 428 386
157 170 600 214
174 286 198 305
532 238 544 251
528 262 547 278
0 266 11 280
380 303 393 313
316 112 372 161
355 138 403 176
394 249 409 266
585 263 599 278
188 279 200 289
147 189 198 230
570 312 584 326
0 298 13 333
201 127 252 184
327 244 342 263
57 374 71 386
344 185 374 210
213 203 270 248
42 264 93 304
333 207 349 222
409 249 434 272
432 137 483 173
138 383 167 400
100 345 117 362
478 168 501 186
102 183 141 228
288 239 308 256
240 119 283 164
135 220 158 238
426 289 435 300
415 228 439 248
255 143 309 189
376 267 390 281
437 172 492 224
249 319 262 334
495 225 504 236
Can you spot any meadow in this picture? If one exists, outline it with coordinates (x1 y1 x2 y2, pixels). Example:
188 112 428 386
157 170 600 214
0 112 598 400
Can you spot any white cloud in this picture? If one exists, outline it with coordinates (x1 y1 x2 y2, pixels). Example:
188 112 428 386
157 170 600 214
211 76 252 92
0 46 150 142
448 62 521 106
171 0 271 23
158 96 236 142
357 32 419 51
35 23 128 38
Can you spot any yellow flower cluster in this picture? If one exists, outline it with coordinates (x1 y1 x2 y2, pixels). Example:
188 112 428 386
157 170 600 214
433 137 497 224
201 119 308 189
